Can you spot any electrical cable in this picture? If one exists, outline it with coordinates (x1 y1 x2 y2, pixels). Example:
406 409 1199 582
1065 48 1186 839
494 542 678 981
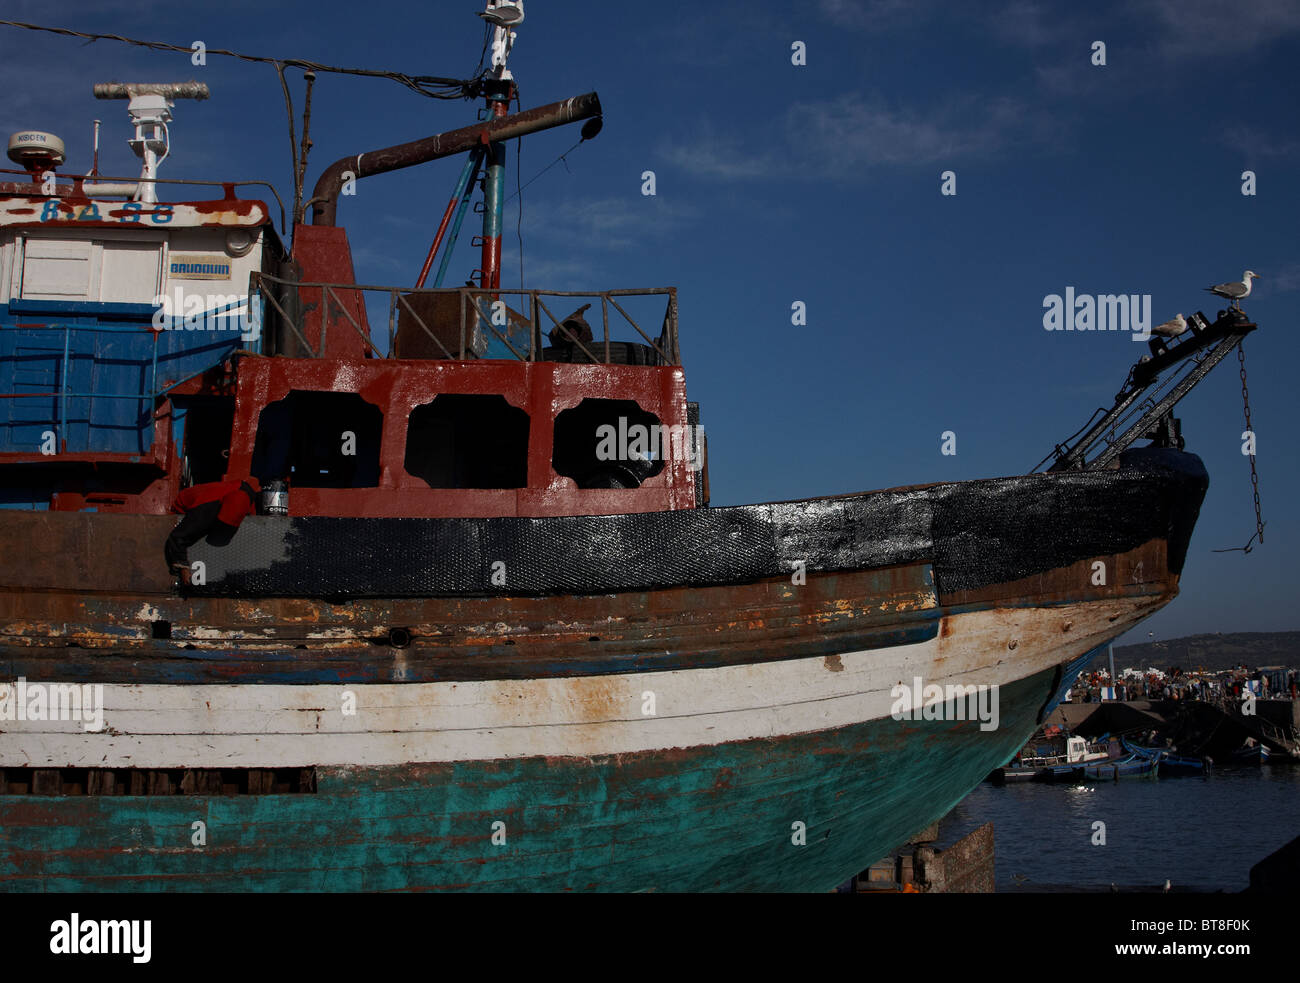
0 20 485 99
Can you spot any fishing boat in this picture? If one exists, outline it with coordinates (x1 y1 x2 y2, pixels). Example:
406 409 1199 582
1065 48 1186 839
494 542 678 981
1033 743 1160 782
1121 737 1210 776
0 5 1256 891
1071 753 1160 782
996 736 1158 783
1231 742 1272 765
992 735 1111 783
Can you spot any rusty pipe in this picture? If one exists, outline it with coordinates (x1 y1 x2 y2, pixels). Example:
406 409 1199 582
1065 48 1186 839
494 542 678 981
310 91 602 226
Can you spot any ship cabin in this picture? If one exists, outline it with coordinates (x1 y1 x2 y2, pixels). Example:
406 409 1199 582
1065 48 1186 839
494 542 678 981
0 108 707 522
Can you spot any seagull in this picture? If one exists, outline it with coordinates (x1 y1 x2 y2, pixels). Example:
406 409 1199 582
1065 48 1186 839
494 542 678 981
1152 313 1188 337
1205 271 1259 308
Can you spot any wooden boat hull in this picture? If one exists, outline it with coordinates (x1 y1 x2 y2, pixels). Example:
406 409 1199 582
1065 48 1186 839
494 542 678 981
0 448 1209 890
1123 739 1210 776
1033 753 1160 783
0 626 1131 891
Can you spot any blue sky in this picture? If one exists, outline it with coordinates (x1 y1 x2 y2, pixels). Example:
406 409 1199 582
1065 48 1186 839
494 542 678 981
2 0 1297 643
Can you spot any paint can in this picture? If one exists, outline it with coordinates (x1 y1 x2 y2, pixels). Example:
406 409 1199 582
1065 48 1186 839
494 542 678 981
260 479 289 516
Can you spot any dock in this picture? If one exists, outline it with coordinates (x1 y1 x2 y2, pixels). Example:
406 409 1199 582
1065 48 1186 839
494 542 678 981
1046 697 1300 760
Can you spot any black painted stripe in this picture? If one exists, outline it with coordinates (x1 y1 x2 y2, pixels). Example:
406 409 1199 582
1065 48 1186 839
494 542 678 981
188 447 1207 598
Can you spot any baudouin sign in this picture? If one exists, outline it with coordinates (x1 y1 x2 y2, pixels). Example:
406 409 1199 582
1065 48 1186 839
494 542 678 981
169 254 232 279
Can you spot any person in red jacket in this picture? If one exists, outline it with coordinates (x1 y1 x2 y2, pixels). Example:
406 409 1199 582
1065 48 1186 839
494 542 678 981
165 477 260 583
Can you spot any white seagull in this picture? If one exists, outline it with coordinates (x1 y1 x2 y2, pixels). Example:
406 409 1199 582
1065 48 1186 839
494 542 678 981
1152 313 1188 337
1205 270 1259 308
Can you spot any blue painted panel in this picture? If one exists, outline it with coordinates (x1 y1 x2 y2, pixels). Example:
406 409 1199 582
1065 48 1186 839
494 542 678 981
0 487 50 510
7 298 158 317
0 310 244 454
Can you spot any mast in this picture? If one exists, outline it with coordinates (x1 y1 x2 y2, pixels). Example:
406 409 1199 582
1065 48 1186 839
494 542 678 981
477 1 524 293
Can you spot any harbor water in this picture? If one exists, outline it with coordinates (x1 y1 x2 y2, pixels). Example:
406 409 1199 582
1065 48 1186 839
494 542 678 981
936 764 1300 891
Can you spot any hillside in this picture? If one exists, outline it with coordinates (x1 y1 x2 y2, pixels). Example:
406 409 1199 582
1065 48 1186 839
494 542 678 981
1092 632 1300 672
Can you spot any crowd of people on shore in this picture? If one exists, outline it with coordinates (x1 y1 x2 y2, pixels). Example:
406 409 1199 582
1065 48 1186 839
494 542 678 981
1066 664 1298 704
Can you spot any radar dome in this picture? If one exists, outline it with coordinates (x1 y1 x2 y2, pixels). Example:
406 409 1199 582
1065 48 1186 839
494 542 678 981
7 131 66 169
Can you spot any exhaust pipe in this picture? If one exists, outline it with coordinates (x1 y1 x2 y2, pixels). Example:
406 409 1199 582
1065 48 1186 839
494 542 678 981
309 91 601 227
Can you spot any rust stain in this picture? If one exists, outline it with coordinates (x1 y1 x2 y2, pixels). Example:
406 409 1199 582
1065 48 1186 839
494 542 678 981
823 654 844 673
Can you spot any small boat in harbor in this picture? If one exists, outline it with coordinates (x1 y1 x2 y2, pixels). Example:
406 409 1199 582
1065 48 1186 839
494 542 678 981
1069 753 1159 782
994 735 1162 783
1122 737 1210 776
992 735 1111 782
1231 741 1272 765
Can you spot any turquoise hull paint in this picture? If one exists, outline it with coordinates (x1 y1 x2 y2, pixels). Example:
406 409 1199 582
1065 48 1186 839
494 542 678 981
0 666 1061 892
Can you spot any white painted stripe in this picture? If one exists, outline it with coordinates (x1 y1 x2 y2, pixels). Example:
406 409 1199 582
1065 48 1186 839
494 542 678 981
0 598 1162 768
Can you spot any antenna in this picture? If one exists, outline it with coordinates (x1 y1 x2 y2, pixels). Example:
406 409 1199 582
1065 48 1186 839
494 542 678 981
92 81 210 203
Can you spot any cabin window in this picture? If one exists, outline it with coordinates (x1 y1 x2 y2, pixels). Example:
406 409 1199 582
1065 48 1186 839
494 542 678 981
403 394 529 489
18 238 93 300
250 390 382 488
177 397 235 486
552 398 665 489
16 234 163 305
99 240 164 304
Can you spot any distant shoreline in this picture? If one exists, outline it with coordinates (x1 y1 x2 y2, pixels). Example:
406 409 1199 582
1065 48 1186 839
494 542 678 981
1092 631 1300 672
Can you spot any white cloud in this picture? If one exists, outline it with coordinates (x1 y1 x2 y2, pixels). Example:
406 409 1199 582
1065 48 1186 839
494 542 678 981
1223 125 1300 160
1270 263 1300 293
820 0 1300 62
1140 0 1300 58
661 93 1056 180
524 195 693 250
983 0 1077 48
817 0 935 30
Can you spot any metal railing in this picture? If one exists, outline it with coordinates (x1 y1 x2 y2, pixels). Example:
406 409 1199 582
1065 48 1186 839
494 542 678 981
251 273 680 365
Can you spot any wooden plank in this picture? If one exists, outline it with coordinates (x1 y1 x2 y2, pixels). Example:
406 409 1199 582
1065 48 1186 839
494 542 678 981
199 770 224 794
247 769 272 795
33 769 60 795
147 770 172 795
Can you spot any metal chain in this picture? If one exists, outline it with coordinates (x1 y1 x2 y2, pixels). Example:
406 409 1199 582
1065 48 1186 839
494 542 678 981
1240 344 1264 545
1215 343 1264 552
